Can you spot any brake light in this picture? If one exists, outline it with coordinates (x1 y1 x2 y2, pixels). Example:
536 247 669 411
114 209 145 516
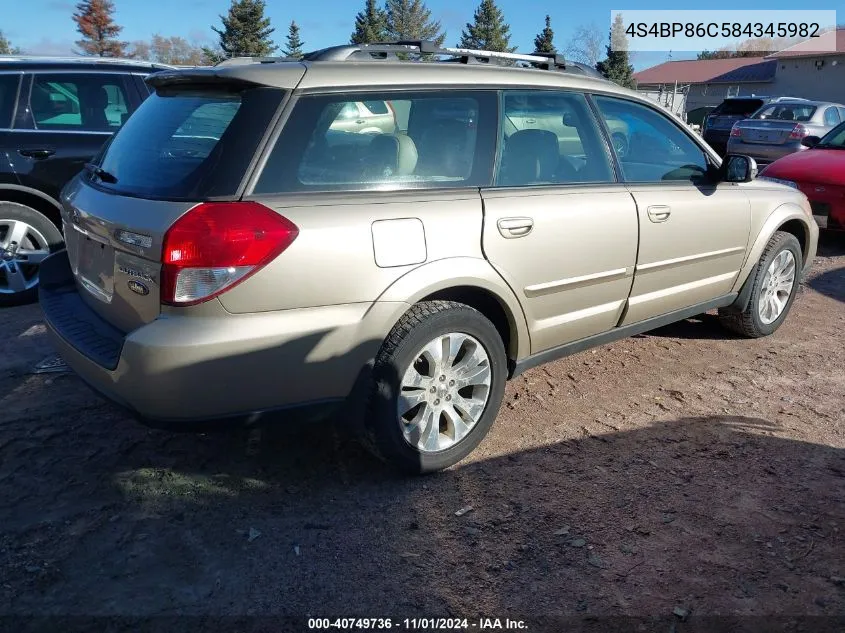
730 123 742 137
788 124 808 139
161 201 298 306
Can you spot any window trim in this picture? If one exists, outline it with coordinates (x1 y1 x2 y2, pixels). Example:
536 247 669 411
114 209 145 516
489 88 620 190
247 88 499 196
590 92 719 186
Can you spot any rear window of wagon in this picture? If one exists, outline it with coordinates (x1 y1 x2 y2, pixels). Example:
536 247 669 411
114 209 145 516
91 85 286 200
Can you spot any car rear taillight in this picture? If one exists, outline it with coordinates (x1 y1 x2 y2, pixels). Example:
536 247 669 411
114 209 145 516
730 123 742 137
788 124 808 139
161 201 298 306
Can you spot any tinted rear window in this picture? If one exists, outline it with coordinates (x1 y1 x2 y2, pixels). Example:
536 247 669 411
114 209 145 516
713 99 765 116
92 85 284 200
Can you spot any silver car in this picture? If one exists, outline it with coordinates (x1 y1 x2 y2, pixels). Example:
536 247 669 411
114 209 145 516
727 99 845 165
40 42 818 474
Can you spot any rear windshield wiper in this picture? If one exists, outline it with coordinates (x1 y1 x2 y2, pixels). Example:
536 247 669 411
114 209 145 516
84 163 118 184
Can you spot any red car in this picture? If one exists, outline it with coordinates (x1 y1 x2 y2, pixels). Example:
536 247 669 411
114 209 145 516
757 121 845 231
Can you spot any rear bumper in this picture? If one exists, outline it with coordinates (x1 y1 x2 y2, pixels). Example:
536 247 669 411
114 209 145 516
40 251 404 426
726 139 805 165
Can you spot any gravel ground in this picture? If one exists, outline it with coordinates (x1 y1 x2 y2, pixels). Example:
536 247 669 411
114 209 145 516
1 234 843 627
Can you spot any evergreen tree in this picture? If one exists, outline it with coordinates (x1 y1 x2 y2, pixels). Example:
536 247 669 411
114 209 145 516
284 21 304 58
201 47 227 65
210 0 277 58
72 0 126 57
351 0 388 44
385 0 445 46
459 0 514 52
0 31 21 55
596 14 635 88
533 15 555 53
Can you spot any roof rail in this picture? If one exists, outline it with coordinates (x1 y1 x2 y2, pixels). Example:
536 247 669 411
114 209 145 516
0 54 172 69
303 40 583 73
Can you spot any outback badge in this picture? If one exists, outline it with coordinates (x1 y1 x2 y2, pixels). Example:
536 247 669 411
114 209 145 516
127 280 150 296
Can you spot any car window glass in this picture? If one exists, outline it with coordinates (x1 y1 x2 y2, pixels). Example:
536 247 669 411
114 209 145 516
497 91 613 186
713 99 763 115
754 104 817 122
593 96 708 183
0 74 21 128
819 122 845 147
254 91 497 193
30 73 129 132
96 87 285 200
823 107 841 126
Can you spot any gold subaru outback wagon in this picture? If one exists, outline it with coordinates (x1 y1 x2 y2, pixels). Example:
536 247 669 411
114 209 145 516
40 42 818 473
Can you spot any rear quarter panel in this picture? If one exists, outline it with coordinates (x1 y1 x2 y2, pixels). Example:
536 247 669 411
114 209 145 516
230 189 486 311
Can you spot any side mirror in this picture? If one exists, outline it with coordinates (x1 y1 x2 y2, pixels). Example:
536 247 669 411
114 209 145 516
562 111 575 127
801 135 821 148
720 154 758 183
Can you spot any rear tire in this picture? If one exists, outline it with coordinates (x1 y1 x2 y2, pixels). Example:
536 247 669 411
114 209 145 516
718 231 802 338
0 202 64 307
364 301 507 475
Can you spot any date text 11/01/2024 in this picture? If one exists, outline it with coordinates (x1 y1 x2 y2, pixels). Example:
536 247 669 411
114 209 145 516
307 618 528 630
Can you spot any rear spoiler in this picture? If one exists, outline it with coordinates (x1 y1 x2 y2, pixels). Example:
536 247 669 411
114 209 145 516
145 64 306 90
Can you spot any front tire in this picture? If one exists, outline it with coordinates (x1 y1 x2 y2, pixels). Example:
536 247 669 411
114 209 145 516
365 301 507 474
0 202 64 307
719 231 802 338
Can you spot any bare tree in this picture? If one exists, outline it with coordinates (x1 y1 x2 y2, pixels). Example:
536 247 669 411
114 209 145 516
565 23 603 67
127 40 152 60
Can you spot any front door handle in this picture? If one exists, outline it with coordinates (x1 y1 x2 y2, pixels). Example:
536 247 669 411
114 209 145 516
18 149 56 160
647 205 671 223
497 217 534 238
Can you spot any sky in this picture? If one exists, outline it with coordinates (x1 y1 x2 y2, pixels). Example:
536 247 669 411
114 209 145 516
2 0 841 71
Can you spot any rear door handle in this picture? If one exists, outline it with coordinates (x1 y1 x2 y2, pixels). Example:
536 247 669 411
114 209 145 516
497 217 534 238
18 149 56 160
647 205 671 223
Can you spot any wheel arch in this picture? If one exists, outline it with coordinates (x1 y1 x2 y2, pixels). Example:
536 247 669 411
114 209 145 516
731 202 813 296
0 185 63 231
376 257 531 365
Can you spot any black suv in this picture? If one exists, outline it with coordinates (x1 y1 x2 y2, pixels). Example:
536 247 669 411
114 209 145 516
701 96 770 156
0 56 170 305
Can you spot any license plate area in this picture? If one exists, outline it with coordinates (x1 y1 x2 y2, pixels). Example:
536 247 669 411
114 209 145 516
72 226 115 303
747 130 777 143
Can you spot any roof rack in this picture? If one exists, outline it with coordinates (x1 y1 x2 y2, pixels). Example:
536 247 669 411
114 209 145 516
0 55 172 69
206 42 609 80
303 40 570 71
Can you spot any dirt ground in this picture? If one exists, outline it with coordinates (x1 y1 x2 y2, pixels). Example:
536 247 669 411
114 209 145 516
1 234 843 629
